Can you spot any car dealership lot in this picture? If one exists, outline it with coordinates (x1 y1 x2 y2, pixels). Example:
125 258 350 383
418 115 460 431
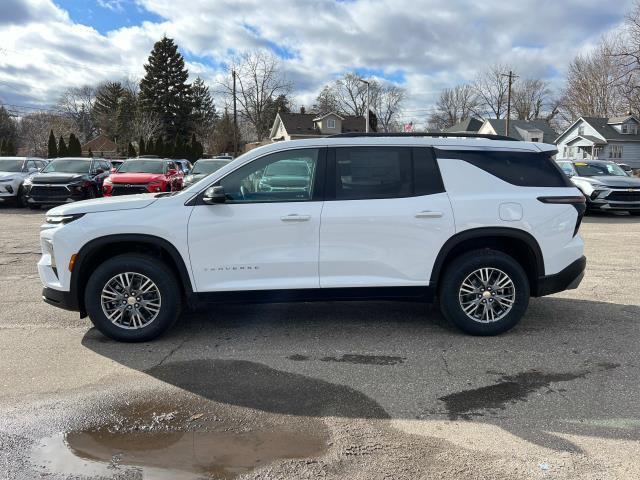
0 207 639 479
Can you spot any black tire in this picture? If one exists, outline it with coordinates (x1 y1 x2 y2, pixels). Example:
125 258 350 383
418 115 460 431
85 254 182 342
15 186 28 208
28 204 40 210
438 249 529 336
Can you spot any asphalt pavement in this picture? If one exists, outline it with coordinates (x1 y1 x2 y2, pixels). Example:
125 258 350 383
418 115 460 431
0 206 639 479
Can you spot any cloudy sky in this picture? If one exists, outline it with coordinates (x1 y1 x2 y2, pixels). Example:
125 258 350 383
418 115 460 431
0 0 633 124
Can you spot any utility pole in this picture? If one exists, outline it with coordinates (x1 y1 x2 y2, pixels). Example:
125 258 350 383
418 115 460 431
232 69 238 157
358 78 370 133
501 70 517 136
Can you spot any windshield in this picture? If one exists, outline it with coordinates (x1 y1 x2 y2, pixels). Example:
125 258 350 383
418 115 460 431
117 160 165 174
192 160 229 175
264 161 310 177
0 159 24 172
42 159 90 174
557 161 576 176
574 162 628 177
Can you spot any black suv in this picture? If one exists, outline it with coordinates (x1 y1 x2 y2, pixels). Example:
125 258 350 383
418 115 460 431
23 157 111 208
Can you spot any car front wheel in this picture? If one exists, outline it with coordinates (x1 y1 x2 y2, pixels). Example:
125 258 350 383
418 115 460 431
85 254 181 342
438 249 530 335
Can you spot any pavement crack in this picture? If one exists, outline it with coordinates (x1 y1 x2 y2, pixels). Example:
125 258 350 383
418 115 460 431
156 337 188 368
440 351 452 376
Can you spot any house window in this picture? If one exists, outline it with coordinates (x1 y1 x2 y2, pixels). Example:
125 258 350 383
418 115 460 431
578 125 585 135
609 145 623 159
531 137 540 143
622 124 628 134
327 118 336 129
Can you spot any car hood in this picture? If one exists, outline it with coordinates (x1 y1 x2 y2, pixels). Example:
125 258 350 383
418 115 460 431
0 171 22 180
32 173 87 184
109 173 164 184
46 194 158 215
579 175 640 188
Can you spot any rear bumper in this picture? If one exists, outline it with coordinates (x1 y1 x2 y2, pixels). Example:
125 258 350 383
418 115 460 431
535 256 586 297
42 286 79 312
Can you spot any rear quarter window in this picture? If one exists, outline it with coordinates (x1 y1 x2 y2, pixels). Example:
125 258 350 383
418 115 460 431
435 149 572 187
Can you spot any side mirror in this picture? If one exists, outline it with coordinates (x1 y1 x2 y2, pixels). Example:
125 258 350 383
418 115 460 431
167 168 178 175
28 167 38 173
202 186 226 204
94 168 105 175
110 167 117 173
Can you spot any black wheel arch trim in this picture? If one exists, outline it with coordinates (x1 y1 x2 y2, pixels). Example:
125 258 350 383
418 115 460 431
429 227 545 289
71 233 195 316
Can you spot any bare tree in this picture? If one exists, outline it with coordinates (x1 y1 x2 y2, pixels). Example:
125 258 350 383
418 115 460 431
428 84 481 130
608 3 640 114
312 85 340 115
57 85 97 142
512 78 557 120
17 112 74 156
220 50 292 142
473 64 510 118
561 39 625 122
131 108 163 143
372 84 406 133
332 73 380 116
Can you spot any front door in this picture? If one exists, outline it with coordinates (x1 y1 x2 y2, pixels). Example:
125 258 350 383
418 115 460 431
187 148 324 292
319 146 454 288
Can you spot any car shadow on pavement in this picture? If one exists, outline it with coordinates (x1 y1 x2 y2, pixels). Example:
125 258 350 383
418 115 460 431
81 296 640 453
582 212 640 223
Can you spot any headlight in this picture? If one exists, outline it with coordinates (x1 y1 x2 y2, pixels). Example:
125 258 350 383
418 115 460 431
184 175 193 183
45 213 85 225
23 177 33 186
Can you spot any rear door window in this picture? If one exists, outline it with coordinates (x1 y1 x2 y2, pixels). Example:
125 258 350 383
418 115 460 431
333 147 412 200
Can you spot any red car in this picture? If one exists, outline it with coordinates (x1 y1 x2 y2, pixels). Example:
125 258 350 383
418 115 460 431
103 159 183 196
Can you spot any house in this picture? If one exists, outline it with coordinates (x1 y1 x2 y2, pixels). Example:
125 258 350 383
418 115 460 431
444 118 483 133
555 115 640 168
81 134 117 157
270 112 366 141
478 119 557 143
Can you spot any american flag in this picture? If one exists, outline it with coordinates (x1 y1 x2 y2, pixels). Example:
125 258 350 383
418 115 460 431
403 122 414 133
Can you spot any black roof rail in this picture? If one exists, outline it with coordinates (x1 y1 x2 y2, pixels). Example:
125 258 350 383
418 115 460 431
327 132 518 141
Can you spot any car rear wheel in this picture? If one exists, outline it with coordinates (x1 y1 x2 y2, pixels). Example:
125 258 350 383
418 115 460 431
438 249 529 335
85 254 181 342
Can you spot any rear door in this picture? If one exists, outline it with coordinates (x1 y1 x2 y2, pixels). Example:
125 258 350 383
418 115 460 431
319 146 455 288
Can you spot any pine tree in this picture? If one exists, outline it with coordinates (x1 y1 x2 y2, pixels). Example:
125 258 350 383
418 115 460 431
127 142 137 157
139 37 193 138
47 130 58 158
68 133 82 156
146 138 154 156
138 137 145 156
7 139 16 156
94 82 126 139
191 76 218 136
155 137 165 158
58 136 68 157
0 139 6 156
172 134 185 159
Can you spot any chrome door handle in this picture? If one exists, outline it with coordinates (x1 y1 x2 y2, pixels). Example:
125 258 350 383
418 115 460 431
415 210 443 218
280 214 311 222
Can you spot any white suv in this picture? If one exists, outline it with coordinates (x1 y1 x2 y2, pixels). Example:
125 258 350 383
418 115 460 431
38 134 586 341
0 156 47 207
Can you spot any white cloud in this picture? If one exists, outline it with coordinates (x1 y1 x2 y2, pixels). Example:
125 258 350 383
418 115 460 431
0 0 634 123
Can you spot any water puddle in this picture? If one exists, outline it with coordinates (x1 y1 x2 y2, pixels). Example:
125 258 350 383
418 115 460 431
30 398 328 479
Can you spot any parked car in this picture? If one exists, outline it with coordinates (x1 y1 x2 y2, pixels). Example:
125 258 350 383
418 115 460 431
109 159 125 172
174 159 193 175
0 157 48 207
557 159 640 214
617 163 634 176
102 158 184 196
257 159 312 193
183 158 232 188
23 157 110 208
39 134 586 342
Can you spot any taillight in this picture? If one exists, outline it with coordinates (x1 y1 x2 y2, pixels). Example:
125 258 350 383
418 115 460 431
537 196 586 236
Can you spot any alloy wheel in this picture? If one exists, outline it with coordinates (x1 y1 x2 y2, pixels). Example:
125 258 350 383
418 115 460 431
100 272 162 329
458 267 515 323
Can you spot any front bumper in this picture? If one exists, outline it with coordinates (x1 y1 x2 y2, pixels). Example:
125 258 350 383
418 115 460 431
26 185 91 205
535 256 586 297
587 188 640 211
42 286 79 312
